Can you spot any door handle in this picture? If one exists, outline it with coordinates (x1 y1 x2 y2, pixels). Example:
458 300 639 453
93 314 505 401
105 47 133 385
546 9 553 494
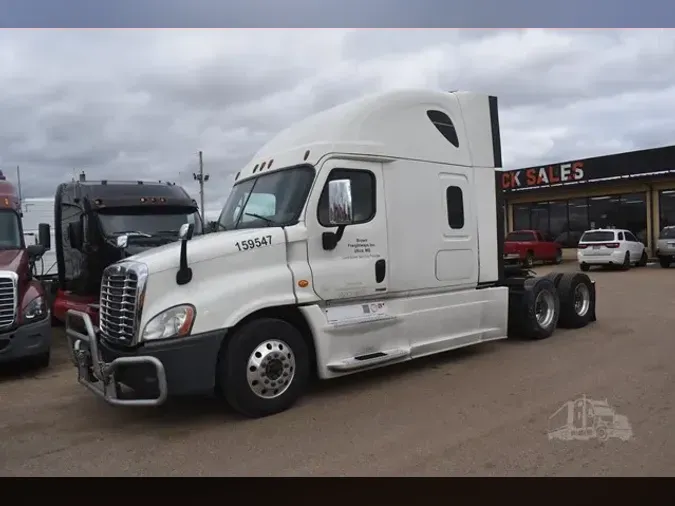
375 259 386 283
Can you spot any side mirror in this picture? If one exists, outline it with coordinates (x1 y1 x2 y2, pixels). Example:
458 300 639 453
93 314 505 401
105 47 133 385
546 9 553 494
67 221 83 250
176 223 195 286
179 223 194 241
327 179 354 226
38 223 51 250
116 235 129 249
27 244 46 261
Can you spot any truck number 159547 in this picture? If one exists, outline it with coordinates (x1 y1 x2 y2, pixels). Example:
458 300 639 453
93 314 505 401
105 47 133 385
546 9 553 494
235 235 273 251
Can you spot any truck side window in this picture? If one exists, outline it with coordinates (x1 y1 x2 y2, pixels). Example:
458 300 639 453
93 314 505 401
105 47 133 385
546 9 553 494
446 186 464 229
318 169 375 227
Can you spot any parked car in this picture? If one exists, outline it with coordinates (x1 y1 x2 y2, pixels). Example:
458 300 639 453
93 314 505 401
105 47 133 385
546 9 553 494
504 230 562 268
656 225 675 268
577 228 647 271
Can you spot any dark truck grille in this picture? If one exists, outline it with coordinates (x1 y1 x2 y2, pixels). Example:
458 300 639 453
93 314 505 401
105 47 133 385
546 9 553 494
100 266 139 345
0 276 16 329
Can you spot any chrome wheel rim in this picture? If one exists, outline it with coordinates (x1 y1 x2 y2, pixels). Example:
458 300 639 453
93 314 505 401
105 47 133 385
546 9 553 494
574 283 591 316
246 339 295 399
535 290 556 328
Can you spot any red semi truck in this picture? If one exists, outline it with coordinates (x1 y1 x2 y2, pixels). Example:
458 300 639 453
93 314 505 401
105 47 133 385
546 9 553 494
504 229 563 268
0 171 53 368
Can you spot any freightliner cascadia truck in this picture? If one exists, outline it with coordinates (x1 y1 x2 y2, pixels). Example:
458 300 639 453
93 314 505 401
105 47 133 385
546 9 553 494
51 174 203 327
0 172 53 368
66 89 597 418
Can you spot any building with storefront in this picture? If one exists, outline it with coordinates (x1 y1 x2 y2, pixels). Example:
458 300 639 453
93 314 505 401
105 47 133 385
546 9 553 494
500 144 675 257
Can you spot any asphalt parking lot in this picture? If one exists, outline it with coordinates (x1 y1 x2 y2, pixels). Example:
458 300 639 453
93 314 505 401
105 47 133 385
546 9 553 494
1 261 674 476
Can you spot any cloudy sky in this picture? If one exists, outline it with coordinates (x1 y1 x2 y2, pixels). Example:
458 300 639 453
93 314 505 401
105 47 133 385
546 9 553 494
2 28 675 220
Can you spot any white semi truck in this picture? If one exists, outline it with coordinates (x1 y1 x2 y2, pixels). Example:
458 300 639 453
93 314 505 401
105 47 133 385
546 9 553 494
66 89 597 418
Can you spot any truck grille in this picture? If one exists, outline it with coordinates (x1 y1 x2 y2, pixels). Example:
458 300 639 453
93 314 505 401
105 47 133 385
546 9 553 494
99 265 140 345
0 276 16 329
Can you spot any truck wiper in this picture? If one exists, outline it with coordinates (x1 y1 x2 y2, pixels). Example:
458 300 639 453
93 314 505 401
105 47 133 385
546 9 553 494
114 230 152 238
244 213 278 227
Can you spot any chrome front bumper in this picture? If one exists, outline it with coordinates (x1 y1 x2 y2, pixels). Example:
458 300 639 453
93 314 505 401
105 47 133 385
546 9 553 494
65 309 168 407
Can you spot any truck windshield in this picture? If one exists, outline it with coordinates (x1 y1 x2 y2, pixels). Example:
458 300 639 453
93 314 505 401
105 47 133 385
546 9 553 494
98 209 203 238
217 166 315 231
0 209 23 249
0 210 22 249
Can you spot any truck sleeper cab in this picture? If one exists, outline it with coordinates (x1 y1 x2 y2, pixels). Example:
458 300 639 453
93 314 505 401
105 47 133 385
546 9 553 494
66 89 598 418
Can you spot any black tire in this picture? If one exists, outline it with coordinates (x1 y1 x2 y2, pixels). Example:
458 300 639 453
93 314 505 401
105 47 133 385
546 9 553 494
596 426 609 442
513 277 560 340
542 272 564 287
556 272 595 329
620 251 631 270
523 251 535 268
580 263 590 272
218 318 310 418
554 249 563 265
637 250 648 267
659 256 671 268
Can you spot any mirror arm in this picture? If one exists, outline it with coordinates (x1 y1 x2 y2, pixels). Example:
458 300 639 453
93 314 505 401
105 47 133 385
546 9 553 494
321 224 346 251
176 239 193 286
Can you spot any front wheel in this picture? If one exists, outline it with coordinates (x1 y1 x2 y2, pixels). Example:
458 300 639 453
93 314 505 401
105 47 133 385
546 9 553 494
218 318 310 418
659 256 671 268
580 263 590 272
523 251 535 268
554 249 563 265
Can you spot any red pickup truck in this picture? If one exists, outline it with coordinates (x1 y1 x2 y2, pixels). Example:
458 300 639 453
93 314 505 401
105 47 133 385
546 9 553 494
504 230 563 268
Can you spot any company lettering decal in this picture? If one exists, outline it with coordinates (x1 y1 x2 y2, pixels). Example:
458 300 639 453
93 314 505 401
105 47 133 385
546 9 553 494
502 161 585 190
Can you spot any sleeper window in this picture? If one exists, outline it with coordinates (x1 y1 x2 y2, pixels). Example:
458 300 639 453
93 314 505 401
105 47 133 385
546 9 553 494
446 186 464 229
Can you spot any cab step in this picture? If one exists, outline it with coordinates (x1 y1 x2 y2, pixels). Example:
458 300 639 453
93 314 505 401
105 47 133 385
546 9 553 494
326 347 410 372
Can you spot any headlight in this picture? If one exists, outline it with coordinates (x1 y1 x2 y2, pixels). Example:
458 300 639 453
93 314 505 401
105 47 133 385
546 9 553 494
24 296 47 321
141 304 195 341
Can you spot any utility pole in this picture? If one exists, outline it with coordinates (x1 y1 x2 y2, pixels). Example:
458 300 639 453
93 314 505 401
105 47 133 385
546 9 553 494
193 150 209 224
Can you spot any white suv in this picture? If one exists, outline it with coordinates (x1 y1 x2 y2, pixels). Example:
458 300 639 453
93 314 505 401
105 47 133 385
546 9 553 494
577 228 648 271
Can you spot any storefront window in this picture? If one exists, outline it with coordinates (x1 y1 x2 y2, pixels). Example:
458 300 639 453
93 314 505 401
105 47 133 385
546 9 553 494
508 191 648 248
549 201 568 243
660 190 675 229
513 204 531 230
588 195 621 230
563 198 589 247
530 202 549 237
618 193 647 245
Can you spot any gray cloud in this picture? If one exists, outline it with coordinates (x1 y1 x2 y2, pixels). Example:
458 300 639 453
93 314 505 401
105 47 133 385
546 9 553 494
2 29 675 220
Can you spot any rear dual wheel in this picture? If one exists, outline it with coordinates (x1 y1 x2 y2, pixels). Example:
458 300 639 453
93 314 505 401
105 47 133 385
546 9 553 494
514 272 595 339
512 277 560 340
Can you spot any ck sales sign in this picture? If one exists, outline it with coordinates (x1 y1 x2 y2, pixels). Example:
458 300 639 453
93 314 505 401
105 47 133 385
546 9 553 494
501 161 585 190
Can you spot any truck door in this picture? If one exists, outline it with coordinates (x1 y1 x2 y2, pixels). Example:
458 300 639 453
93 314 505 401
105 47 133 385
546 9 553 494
305 159 389 301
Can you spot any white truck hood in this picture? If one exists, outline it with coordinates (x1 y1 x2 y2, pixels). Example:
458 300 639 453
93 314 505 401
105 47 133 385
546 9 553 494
125 228 288 274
